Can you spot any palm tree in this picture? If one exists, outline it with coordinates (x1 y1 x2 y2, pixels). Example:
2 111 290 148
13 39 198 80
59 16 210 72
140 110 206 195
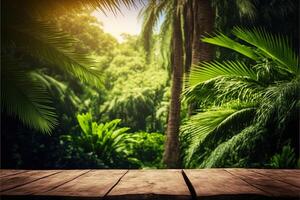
182 27 299 168
141 0 186 167
141 0 256 167
143 0 216 168
162 0 184 168
1 0 140 133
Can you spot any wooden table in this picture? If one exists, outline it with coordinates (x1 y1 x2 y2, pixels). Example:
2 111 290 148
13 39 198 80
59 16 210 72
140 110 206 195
0 169 299 199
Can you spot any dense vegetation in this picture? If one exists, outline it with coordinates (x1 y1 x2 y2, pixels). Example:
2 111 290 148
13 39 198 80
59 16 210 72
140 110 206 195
1 0 299 169
182 27 299 168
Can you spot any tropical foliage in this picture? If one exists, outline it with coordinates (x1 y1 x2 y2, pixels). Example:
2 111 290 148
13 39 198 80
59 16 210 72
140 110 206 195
2 9 101 133
1 0 142 133
269 143 299 169
1 0 299 170
182 27 299 168
100 35 168 132
61 113 138 168
131 132 165 168
61 113 166 168
2 5 170 169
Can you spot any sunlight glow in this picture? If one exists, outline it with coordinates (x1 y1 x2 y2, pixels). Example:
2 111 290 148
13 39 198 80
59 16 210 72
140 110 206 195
92 4 143 42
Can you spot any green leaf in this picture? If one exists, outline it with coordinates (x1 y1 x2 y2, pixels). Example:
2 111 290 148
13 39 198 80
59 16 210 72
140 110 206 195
181 105 255 166
233 27 299 74
189 61 257 86
5 20 102 87
77 113 93 135
202 32 259 61
1 57 58 133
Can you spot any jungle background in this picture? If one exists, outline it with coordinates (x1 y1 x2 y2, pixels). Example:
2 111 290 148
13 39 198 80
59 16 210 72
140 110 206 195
1 0 299 169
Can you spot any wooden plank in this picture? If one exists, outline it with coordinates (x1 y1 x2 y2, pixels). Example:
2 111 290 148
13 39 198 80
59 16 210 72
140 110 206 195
1 170 89 195
106 170 191 200
184 169 267 199
1 169 299 200
226 168 300 198
0 170 60 192
0 170 27 178
250 169 300 188
39 170 127 199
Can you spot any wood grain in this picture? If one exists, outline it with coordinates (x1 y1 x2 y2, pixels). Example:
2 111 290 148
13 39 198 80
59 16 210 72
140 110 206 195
39 170 127 199
184 169 267 199
226 168 300 198
1 169 300 199
0 170 60 192
0 170 27 178
106 170 191 200
250 169 300 188
2 170 89 195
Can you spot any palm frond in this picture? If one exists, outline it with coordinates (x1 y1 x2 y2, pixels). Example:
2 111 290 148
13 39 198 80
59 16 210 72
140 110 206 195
257 78 300 131
181 105 255 167
140 0 171 52
201 32 259 61
201 125 265 167
32 72 82 108
212 77 265 103
4 20 102 87
158 13 173 71
184 76 264 109
8 0 143 17
233 27 299 74
31 72 67 92
140 0 159 52
86 0 142 11
189 61 257 86
183 27 299 168
1 57 58 133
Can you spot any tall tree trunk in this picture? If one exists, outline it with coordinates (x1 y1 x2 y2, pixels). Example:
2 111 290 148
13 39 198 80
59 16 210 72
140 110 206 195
188 0 214 115
183 0 194 75
192 0 214 64
163 1 184 168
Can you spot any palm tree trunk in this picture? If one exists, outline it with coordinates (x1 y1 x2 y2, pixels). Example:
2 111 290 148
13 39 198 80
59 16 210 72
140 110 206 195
163 1 184 168
183 0 194 74
192 0 214 64
188 0 214 115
